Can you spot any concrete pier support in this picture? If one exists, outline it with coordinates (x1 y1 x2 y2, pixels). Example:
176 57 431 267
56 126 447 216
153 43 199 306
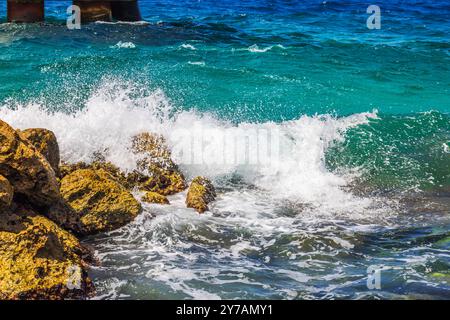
7 0 44 23
73 1 112 23
111 1 141 21
6 0 142 24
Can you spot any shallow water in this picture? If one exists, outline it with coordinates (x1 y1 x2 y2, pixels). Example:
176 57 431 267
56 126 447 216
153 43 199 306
0 0 449 299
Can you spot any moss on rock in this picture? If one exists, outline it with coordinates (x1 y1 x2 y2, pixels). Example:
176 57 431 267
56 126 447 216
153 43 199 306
186 176 216 213
142 191 169 205
60 168 142 235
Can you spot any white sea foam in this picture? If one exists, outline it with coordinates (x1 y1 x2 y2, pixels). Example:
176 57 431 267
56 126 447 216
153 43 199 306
111 41 136 49
187 61 205 66
180 43 197 50
246 44 286 53
95 21 150 26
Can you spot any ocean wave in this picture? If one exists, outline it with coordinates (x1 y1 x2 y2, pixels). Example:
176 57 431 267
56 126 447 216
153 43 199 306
326 111 450 193
2 80 445 300
0 79 384 218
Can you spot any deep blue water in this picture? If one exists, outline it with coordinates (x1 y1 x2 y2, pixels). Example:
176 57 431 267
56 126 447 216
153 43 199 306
0 0 449 299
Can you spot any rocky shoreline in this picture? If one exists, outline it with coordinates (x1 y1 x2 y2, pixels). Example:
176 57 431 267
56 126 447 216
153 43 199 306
0 119 216 299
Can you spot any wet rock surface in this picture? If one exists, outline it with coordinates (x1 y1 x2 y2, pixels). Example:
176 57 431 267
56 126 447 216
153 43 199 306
186 176 216 213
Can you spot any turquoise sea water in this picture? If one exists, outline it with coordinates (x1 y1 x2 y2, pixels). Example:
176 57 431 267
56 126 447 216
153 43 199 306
0 0 449 299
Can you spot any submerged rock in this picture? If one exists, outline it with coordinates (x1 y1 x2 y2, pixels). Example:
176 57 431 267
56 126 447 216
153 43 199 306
0 120 60 207
0 208 93 300
186 176 216 213
0 175 13 211
21 128 61 177
142 191 170 205
60 168 142 235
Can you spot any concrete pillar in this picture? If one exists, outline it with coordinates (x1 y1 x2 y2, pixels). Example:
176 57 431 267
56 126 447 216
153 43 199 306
111 1 141 22
7 0 44 23
73 1 112 23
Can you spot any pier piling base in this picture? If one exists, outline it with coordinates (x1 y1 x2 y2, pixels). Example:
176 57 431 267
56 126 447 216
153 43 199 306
73 1 112 23
111 1 141 22
7 0 44 23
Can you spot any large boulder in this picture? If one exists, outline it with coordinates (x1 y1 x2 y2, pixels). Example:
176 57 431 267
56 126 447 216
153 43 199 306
21 128 61 177
186 176 216 213
0 207 93 300
0 175 13 211
60 168 142 235
45 200 83 235
131 132 186 195
0 120 60 207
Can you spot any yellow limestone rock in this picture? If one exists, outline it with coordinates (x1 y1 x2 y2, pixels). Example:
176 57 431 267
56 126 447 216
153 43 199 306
0 208 93 300
132 132 186 195
21 128 61 177
142 191 170 205
60 161 130 189
60 168 142 235
0 120 60 207
0 175 13 211
186 176 216 213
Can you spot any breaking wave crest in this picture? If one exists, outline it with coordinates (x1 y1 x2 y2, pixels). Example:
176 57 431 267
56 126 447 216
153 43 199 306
0 79 384 217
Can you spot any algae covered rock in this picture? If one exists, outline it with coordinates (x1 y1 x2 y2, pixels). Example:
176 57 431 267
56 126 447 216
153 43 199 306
60 161 128 186
138 167 186 196
60 168 142 235
0 175 13 211
0 208 93 300
142 191 169 205
132 132 186 195
0 120 60 207
21 128 61 177
186 176 216 213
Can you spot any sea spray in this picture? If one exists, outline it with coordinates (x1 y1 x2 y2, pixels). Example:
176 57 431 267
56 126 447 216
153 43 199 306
0 79 380 216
